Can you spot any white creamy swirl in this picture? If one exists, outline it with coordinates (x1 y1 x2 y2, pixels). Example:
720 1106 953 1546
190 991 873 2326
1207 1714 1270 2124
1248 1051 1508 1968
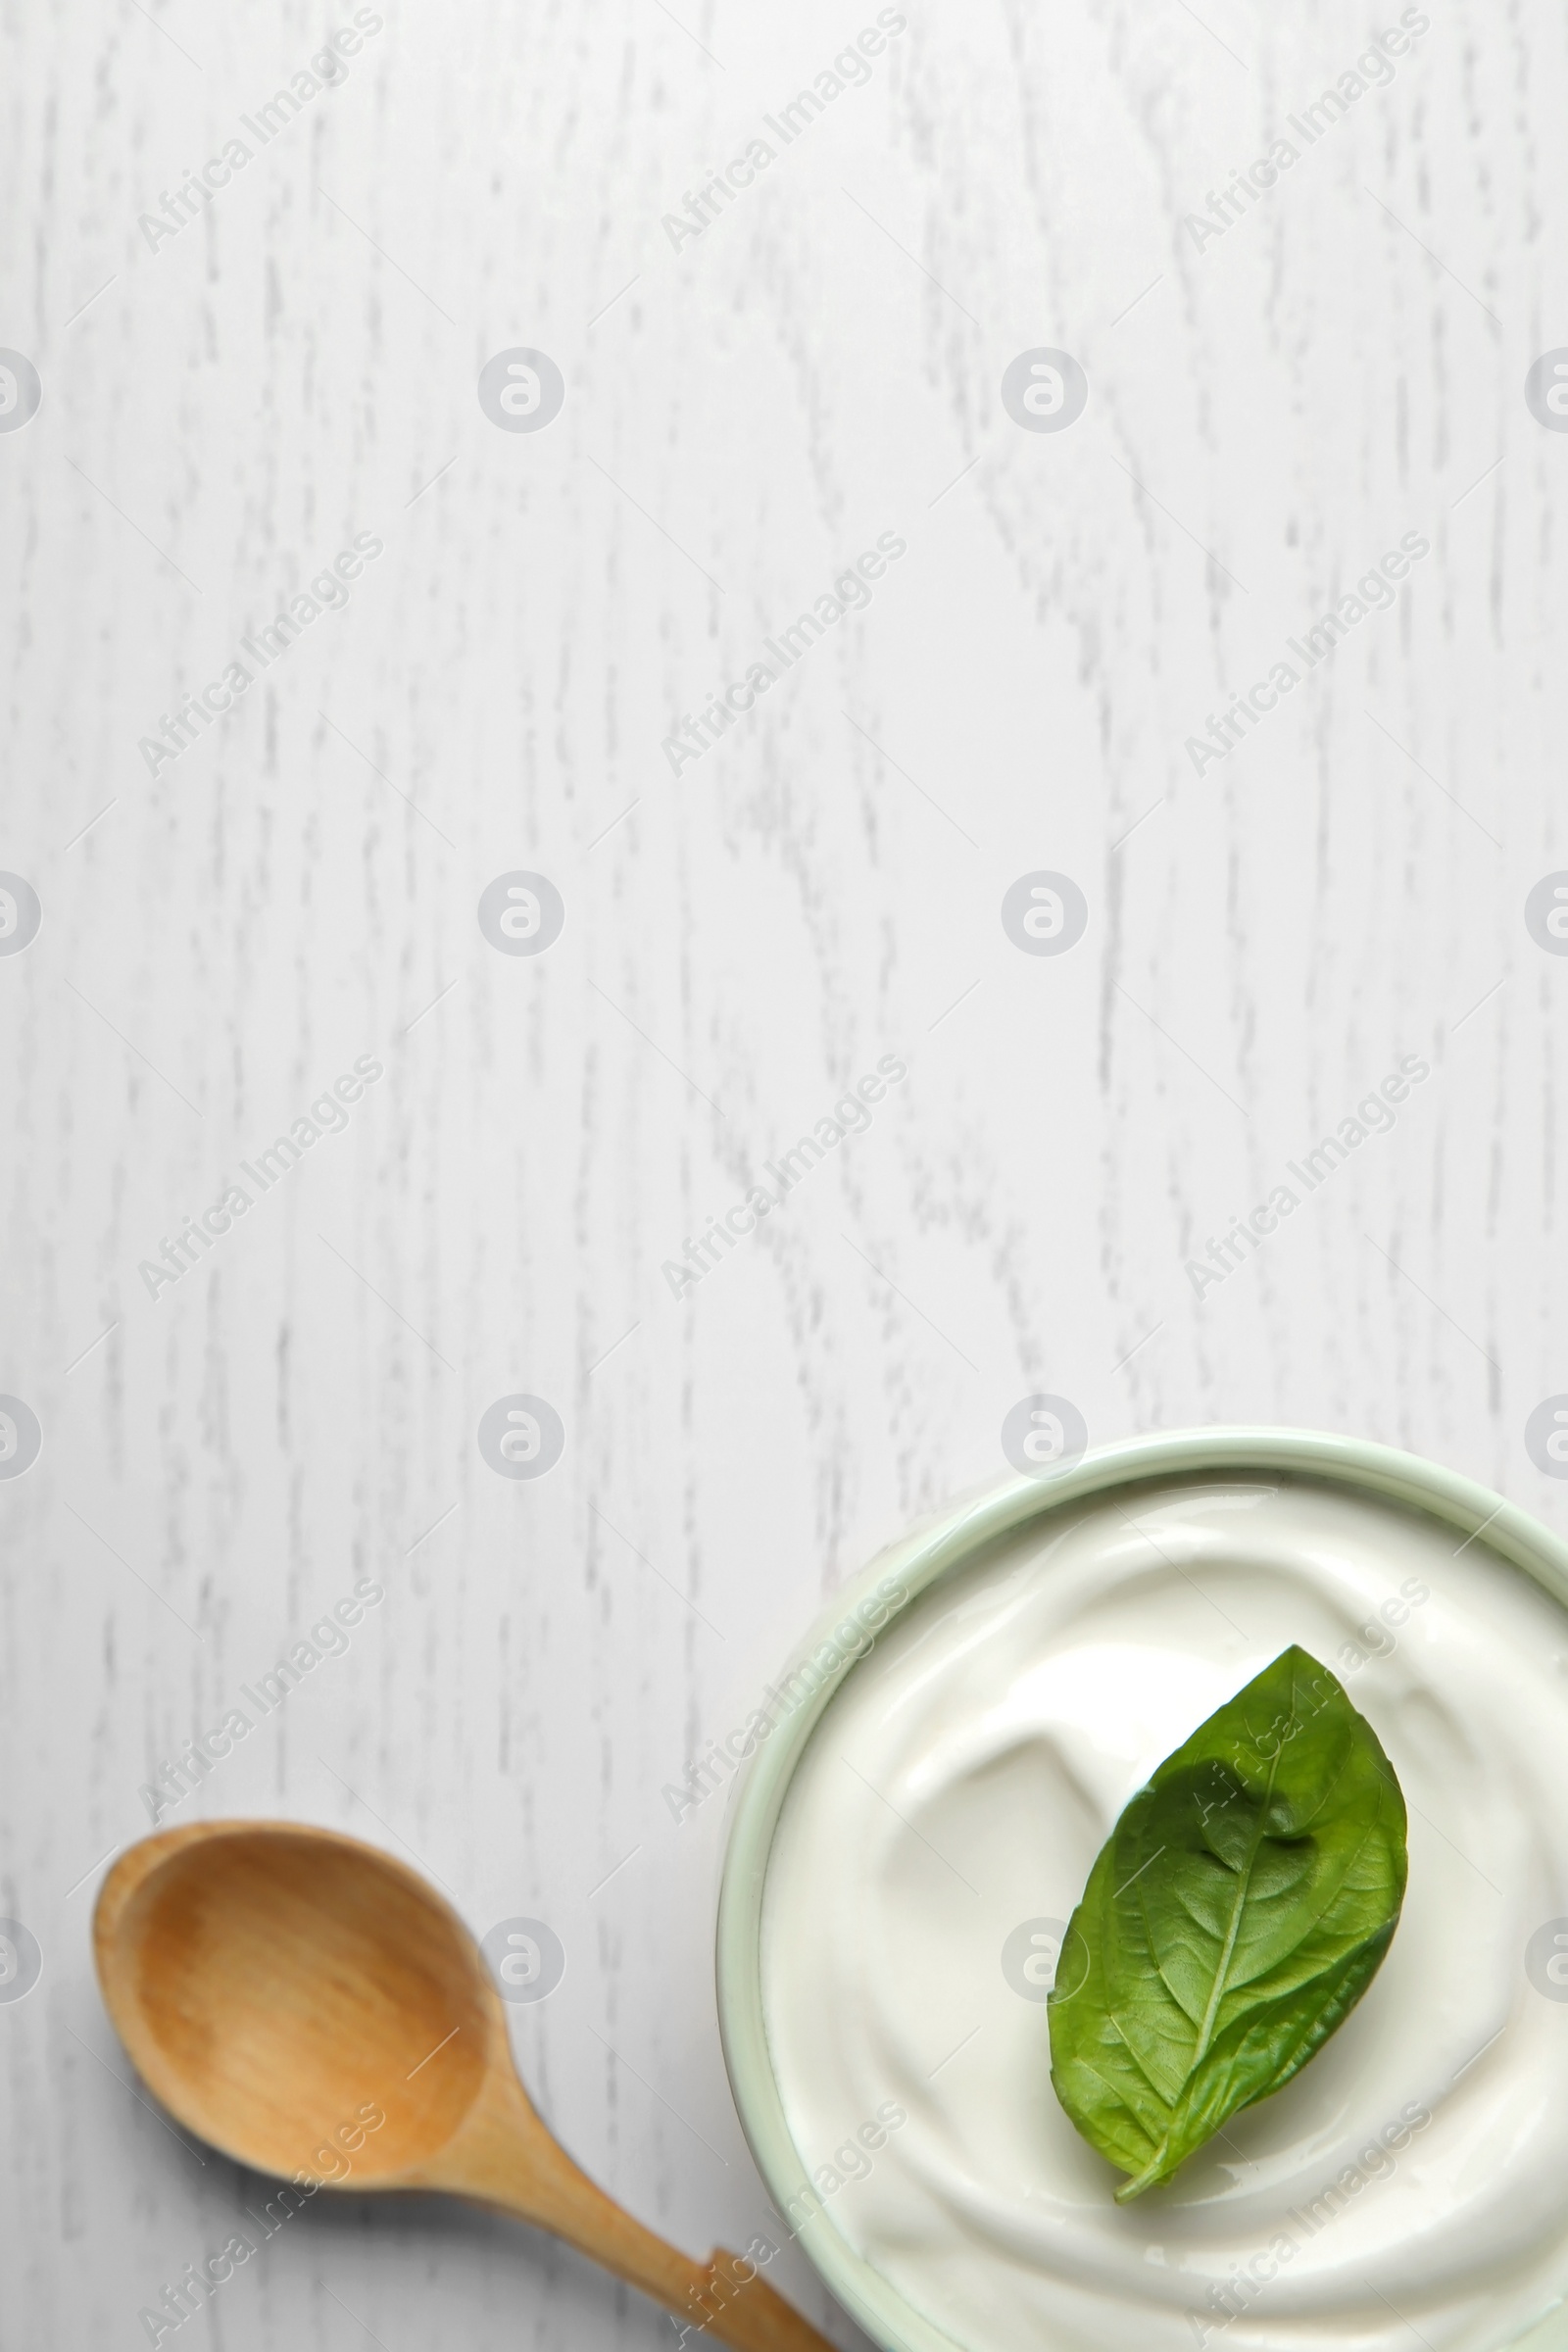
760 1477 1568 2352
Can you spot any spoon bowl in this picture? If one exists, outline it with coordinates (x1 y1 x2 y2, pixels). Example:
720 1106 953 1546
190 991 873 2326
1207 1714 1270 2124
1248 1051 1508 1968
98 1822 491 2181
96 1820 833 2352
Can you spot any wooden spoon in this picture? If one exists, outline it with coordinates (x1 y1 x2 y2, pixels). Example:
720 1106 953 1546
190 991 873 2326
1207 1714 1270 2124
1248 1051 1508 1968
93 1819 833 2352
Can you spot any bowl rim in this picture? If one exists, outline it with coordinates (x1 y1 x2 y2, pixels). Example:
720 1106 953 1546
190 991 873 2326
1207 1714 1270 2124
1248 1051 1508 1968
714 1423 1568 2352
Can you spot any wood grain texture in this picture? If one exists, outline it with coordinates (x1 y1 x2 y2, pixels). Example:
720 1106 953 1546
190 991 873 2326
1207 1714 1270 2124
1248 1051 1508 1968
94 1821 836 2351
1 0 1566 2342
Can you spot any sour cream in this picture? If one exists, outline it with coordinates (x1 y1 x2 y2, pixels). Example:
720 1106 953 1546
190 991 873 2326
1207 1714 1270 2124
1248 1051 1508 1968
760 1476 1568 2352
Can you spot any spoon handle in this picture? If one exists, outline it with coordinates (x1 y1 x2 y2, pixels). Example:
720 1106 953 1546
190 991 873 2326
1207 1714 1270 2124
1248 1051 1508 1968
431 2076 839 2351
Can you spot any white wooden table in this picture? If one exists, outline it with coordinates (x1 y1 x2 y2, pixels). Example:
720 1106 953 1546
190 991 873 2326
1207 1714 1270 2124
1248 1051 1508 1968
3 0 1566 2341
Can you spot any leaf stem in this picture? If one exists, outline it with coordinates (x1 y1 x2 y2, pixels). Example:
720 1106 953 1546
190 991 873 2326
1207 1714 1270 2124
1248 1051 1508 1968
1191 1741 1285 2067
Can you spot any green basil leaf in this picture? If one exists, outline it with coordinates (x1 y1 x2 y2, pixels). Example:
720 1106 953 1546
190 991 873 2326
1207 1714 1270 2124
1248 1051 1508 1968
1047 1645 1407 2202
